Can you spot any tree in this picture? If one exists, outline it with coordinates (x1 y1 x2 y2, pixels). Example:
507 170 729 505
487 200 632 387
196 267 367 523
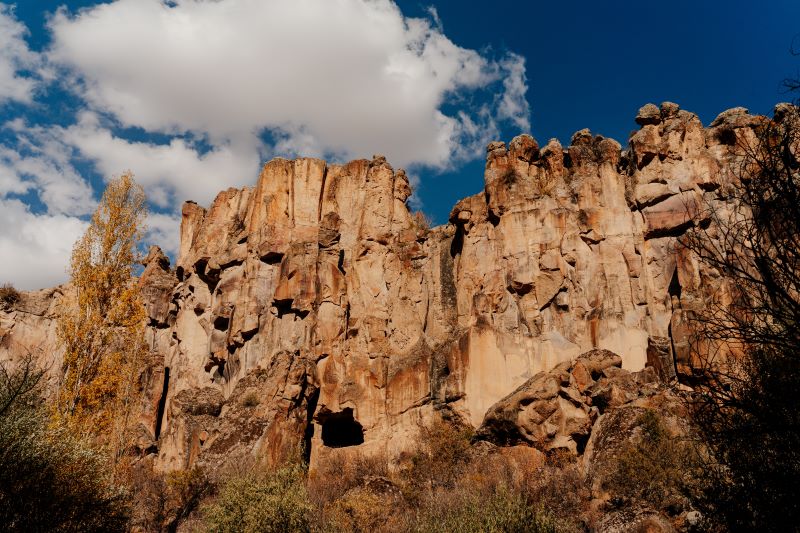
683 102 800 530
56 171 148 460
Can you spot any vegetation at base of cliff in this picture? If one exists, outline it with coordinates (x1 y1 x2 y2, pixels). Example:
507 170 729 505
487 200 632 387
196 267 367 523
165 419 584 533
605 410 707 514
0 173 154 532
0 354 130 532
127 464 212 532
203 463 314 533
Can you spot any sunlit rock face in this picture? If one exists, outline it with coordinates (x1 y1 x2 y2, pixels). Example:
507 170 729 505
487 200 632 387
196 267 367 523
0 102 771 472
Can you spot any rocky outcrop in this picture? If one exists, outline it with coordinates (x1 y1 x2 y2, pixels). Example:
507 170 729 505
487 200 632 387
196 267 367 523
0 102 780 474
475 349 664 454
0 285 67 390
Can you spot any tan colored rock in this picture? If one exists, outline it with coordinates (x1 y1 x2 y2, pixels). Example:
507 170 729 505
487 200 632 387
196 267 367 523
476 348 672 455
636 103 662 126
0 104 764 475
646 336 676 382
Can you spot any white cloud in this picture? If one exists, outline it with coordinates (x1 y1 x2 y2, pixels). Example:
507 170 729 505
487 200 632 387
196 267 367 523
1 120 96 216
48 0 529 169
0 5 39 104
497 53 530 131
146 211 181 256
61 112 260 208
0 198 87 289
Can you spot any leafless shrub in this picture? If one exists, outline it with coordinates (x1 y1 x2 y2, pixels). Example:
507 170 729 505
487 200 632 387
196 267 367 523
0 283 20 307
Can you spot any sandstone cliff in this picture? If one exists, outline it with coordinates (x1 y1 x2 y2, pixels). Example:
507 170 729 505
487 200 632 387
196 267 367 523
0 102 771 474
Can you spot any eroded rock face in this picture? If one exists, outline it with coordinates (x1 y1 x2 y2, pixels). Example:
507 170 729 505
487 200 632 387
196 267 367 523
475 349 664 454
0 103 777 473
0 285 67 392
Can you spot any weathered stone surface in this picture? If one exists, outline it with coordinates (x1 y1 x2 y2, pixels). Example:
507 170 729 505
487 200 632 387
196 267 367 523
0 104 774 474
0 285 67 391
476 349 662 454
636 103 662 126
647 336 677 382
140 246 177 328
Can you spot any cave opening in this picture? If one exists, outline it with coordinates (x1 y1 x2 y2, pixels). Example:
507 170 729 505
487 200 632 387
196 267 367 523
320 408 364 448
668 266 682 301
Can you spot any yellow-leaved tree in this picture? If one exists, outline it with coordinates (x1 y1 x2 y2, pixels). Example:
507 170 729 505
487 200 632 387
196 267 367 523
56 171 148 460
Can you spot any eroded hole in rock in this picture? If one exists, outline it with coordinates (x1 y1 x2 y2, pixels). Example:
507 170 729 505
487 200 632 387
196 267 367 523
716 126 737 146
195 259 220 292
450 226 464 257
321 408 364 448
154 367 170 441
574 431 590 455
213 315 230 331
637 152 656 170
668 267 682 301
507 281 533 296
337 250 346 274
644 219 694 239
273 299 310 320
261 251 284 265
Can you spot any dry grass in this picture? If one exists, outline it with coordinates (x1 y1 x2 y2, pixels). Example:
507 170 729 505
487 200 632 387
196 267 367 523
412 211 432 233
0 283 20 306
241 390 260 408
306 418 586 532
605 410 704 515
123 416 594 532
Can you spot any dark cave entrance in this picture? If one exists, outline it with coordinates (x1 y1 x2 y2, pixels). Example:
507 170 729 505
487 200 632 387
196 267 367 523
320 408 364 448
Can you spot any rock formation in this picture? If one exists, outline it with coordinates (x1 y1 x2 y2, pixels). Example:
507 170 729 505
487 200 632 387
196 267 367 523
0 102 776 475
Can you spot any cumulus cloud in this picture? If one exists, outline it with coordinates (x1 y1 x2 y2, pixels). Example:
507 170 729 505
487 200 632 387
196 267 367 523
48 0 529 169
0 5 39 104
146 212 181 257
0 0 532 290
0 198 87 289
1 119 96 216
61 112 260 208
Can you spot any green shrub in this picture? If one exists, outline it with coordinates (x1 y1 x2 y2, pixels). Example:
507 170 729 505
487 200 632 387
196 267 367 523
0 355 130 532
203 463 313 533
414 488 564 533
606 410 699 512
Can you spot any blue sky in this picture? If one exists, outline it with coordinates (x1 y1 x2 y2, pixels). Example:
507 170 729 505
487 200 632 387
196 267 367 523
0 0 798 289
